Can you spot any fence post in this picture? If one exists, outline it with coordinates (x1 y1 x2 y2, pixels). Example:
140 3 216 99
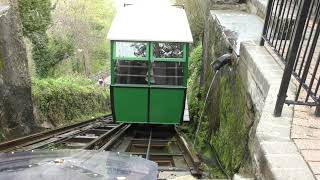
274 0 312 117
260 0 274 46
316 106 320 117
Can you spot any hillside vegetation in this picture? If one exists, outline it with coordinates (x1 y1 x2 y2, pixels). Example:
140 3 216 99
32 76 110 128
16 0 115 128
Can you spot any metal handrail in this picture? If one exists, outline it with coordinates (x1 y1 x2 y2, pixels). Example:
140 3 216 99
261 0 320 116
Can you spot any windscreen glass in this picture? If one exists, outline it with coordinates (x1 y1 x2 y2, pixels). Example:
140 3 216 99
115 60 148 85
150 61 184 86
115 42 147 58
153 42 183 59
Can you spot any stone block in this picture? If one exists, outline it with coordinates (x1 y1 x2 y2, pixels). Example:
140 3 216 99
240 41 315 179
270 168 315 180
294 139 320 150
291 125 320 140
301 150 320 162
260 141 299 155
257 120 291 139
266 154 311 169
210 10 264 55
309 162 320 175
0 5 37 138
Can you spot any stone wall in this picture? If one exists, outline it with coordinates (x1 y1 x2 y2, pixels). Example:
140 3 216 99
192 7 257 177
0 5 37 140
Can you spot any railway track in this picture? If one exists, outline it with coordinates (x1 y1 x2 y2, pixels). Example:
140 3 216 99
0 115 202 179
104 124 202 179
0 115 113 152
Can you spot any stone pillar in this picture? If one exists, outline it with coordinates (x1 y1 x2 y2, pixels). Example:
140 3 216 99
0 5 37 139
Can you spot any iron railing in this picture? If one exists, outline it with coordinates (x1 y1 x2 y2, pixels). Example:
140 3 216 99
261 0 320 116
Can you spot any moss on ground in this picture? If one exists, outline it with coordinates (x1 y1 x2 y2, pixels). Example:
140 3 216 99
0 129 5 142
32 76 110 127
0 51 4 72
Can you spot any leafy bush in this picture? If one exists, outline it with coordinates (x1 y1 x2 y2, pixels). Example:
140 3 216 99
48 35 75 67
18 0 52 78
32 76 110 127
186 44 203 137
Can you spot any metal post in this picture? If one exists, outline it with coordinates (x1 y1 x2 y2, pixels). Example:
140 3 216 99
260 0 275 46
274 0 312 117
146 128 152 160
316 106 320 117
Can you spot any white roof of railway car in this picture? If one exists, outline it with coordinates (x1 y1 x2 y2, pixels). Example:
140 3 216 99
107 4 193 43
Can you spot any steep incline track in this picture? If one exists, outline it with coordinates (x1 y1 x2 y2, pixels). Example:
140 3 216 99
0 115 113 152
0 115 202 179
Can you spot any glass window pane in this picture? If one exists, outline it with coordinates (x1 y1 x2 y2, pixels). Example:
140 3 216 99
151 62 184 86
115 42 147 58
153 42 184 59
115 60 148 85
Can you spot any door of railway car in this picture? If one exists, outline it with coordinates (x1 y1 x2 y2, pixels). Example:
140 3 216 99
111 41 189 124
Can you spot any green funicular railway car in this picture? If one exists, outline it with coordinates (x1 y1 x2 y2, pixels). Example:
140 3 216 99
107 3 193 124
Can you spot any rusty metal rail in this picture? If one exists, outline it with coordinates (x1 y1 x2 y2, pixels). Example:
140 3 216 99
0 115 113 152
102 124 202 179
0 117 202 179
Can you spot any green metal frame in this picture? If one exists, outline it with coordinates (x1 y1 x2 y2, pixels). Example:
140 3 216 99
110 40 190 124
111 41 189 87
112 41 149 61
151 42 187 62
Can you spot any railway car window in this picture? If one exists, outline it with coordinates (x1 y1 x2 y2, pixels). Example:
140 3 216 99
115 42 147 58
115 60 148 84
151 62 184 86
153 42 183 59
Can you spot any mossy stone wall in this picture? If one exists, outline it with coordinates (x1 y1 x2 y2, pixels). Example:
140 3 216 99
186 6 256 178
0 51 3 72
0 5 37 140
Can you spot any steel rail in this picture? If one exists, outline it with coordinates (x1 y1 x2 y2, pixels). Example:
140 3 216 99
83 123 126 150
0 115 112 152
100 124 132 150
174 127 201 177
0 120 202 178
146 128 152 160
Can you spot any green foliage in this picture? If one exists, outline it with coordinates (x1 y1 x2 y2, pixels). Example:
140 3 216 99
210 75 247 175
18 0 51 36
48 35 75 67
0 51 3 72
90 41 111 74
18 0 52 78
49 0 115 76
190 70 249 177
176 0 208 43
30 32 51 77
32 76 110 127
0 129 5 142
185 44 203 138
186 44 250 177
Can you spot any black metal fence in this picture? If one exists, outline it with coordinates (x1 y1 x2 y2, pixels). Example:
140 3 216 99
261 0 320 116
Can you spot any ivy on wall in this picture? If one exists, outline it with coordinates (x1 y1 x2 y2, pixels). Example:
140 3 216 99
17 0 56 78
18 0 51 78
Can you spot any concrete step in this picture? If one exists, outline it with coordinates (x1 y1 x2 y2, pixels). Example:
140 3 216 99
210 10 264 55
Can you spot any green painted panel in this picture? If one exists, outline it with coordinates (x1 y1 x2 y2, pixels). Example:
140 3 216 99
149 88 185 124
113 87 148 123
